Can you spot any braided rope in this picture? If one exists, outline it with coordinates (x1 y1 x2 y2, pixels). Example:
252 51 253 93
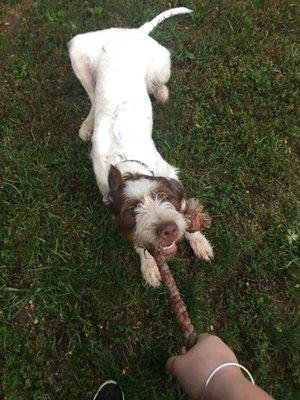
154 250 198 350
152 198 211 350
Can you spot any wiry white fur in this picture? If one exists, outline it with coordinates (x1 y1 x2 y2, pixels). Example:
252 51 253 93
123 178 159 200
68 8 191 196
185 231 214 261
124 178 187 250
134 196 187 249
139 7 192 35
135 247 162 287
68 8 214 287
116 160 155 178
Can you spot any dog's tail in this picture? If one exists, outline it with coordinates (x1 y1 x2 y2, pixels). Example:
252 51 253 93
138 7 192 35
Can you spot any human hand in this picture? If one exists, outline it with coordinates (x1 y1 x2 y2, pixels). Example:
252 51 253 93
166 334 242 400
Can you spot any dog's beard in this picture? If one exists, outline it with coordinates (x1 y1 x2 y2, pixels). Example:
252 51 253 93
133 196 187 252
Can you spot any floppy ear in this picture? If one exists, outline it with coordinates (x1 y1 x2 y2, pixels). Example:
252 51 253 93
108 165 122 192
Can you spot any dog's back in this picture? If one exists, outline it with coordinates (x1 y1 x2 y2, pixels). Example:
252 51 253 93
70 28 168 97
69 7 192 95
68 8 192 194
67 8 214 284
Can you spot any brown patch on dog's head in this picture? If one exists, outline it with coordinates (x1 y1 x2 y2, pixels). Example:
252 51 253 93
107 166 189 254
107 165 211 252
154 177 186 212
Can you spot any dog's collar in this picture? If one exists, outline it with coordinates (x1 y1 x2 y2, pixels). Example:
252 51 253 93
115 159 154 177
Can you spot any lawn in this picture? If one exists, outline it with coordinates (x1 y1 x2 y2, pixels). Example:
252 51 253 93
0 1 298 399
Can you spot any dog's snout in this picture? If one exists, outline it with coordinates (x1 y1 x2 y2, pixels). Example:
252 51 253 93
157 221 178 240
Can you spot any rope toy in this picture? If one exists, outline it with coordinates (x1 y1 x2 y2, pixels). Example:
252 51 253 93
151 198 211 350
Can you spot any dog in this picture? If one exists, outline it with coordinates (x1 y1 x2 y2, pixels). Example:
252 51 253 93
68 7 214 287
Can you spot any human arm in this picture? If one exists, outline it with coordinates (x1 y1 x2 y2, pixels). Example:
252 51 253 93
166 334 274 400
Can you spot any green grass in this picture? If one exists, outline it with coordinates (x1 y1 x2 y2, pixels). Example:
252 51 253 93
0 1 298 399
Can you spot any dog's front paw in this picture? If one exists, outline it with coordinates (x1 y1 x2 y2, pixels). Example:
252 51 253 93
187 231 214 261
141 259 161 287
79 119 93 141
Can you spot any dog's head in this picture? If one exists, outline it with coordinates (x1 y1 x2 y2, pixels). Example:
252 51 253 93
107 165 188 256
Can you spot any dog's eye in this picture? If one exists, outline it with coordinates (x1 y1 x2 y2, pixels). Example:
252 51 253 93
128 203 140 214
156 192 168 200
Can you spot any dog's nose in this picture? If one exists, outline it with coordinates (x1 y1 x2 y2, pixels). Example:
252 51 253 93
157 222 179 241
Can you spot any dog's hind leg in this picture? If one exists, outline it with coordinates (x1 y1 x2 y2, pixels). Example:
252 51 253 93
69 43 95 141
146 44 171 103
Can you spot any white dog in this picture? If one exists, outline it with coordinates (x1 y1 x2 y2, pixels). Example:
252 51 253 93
68 7 213 287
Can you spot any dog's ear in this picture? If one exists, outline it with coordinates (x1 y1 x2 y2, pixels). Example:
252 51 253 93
108 165 122 192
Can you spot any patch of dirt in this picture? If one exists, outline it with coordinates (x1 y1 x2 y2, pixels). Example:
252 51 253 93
12 259 23 275
12 299 38 330
1 0 32 33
